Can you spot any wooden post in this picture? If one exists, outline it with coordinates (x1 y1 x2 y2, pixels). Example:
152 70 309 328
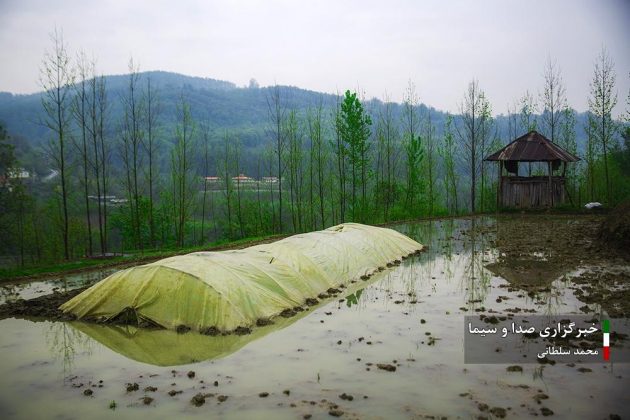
548 161 553 207
496 161 502 210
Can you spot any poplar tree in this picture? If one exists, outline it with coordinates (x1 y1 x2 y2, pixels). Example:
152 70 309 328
40 28 75 260
588 46 617 204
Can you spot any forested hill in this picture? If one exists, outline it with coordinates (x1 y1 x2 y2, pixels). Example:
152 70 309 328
0 70 589 175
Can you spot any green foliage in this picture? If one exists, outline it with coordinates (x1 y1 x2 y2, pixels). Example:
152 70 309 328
337 90 372 222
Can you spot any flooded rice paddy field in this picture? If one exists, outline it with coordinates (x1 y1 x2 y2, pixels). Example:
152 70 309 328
0 215 628 419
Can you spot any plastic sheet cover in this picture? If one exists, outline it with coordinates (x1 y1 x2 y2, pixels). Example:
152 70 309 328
60 223 423 332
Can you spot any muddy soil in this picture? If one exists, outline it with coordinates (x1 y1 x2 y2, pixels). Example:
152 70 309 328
0 287 84 321
481 214 630 317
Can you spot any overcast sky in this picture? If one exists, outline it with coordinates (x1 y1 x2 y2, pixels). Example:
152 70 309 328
0 0 628 116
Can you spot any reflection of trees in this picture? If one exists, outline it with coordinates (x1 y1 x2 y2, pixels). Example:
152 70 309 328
45 322 93 376
461 218 493 309
400 220 438 299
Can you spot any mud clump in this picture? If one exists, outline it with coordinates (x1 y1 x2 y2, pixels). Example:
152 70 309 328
83 389 93 396
126 383 139 392
377 363 396 372
280 308 297 318
256 318 274 326
540 407 554 416
0 287 86 321
191 393 206 407
490 407 507 418
141 396 154 405
233 326 252 335
201 326 220 336
339 393 354 401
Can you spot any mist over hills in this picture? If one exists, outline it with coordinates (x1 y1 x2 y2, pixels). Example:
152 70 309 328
0 70 590 176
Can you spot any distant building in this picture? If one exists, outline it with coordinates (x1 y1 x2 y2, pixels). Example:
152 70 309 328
8 168 31 179
232 174 254 183
205 176 221 183
261 176 278 183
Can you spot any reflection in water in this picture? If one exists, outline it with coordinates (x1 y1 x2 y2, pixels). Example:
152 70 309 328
66 273 381 367
36 217 583 370
1 216 625 420
0 268 117 305
45 322 93 375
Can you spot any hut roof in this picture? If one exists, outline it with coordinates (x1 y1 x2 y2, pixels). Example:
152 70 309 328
484 131 580 162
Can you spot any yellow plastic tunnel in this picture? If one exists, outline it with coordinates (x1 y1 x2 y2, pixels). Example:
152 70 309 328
60 223 423 332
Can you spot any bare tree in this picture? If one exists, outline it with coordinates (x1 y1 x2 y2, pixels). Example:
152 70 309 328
307 98 326 229
40 28 75 260
143 75 160 247
72 51 93 255
266 85 285 233
332 93 346 222
455 79 486 212
375 95 399 221
519 90 538 133
588 46 618 204
172 95 196 247
120 58 144 251
87 61 107 254
540 57 567 143
439 114 458 213
423 111 436 215
200 122 211 244
402 81 422 210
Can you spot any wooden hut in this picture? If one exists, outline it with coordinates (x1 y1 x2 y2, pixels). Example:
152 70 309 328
484 131 580 208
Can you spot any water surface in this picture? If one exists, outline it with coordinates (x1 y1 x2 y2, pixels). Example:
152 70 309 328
0 217 627 419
